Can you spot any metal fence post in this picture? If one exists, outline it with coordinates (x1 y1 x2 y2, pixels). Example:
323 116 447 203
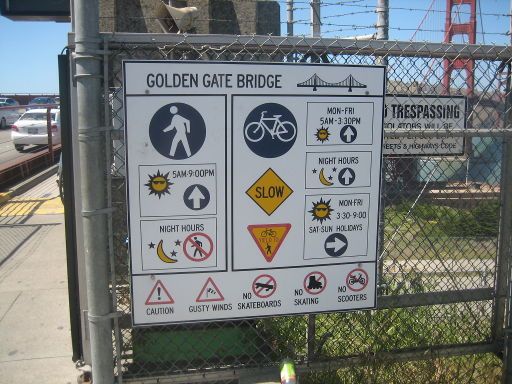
46 107 54 163
74 0 114 383
311 0 320 37
376 0 389 41
376 0 388 288
287 0 294 37
501 60 512 382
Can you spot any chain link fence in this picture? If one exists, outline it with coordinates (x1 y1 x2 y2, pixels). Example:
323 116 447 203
96 35 512 383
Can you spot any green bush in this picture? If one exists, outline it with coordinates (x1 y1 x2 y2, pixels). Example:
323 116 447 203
437 200 500 237
388 200 500 238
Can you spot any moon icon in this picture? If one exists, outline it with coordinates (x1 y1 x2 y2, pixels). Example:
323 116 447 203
156 240 178 263
319 168 334 186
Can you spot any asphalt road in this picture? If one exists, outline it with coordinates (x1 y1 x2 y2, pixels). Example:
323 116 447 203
0 128 49 166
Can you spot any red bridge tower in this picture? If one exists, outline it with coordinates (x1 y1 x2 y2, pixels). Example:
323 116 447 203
442 0 476 95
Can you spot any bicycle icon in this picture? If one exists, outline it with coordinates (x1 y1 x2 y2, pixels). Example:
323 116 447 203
244 111 297 143
260 228 277 237
243 103 298 158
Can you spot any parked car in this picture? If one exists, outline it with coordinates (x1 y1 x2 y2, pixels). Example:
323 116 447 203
0 97 19 106
0 98 22 128
11 108 61 151
27 97 57 109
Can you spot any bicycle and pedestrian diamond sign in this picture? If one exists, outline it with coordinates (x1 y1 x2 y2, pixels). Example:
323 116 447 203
124 61 384 326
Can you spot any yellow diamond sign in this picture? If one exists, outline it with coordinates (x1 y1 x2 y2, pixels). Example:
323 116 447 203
246 168 293 215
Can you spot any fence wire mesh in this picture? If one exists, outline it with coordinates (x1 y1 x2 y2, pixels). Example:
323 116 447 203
99 35 512 383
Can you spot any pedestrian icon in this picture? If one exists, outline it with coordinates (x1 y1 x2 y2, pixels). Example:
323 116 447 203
192 237 204 258
149 102 206 160
166 106 192 157
338 168 355 186
340 125 357 143
243 103 297 158
183 232 214 262
324 233 348 257
183 184 210 210
303 271 327 295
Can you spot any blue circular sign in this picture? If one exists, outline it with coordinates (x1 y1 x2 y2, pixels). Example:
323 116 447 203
340 124 357 143
338 167 356 186
149 103 206 160
324 233 348 257
243 103 297 158
183 184 210 210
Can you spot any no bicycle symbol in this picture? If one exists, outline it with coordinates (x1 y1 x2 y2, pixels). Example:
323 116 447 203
183 232 213 262
149 102 206 160
252 274 277 299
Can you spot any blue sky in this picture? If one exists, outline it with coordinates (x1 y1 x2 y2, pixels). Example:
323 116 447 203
0 0 509 94
0 17 69 94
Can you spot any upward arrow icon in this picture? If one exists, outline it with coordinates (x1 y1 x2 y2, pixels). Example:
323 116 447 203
188 186 205 209
343 127 354 142
341 125 357 143
339 168 355 186
184 184 210 211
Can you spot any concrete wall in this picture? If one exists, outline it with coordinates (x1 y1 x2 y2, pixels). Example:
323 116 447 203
99 0 280 35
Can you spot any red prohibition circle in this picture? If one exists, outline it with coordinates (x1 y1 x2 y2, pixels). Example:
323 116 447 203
303 271 327 295
252 274 277 299
183 232 214 262
346 268 369 292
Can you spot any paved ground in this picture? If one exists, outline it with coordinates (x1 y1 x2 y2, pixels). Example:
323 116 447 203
0 174 76 383
0 128 50 166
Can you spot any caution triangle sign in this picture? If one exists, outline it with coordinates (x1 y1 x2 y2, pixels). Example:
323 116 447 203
196 277 224 302
145 280 175 305
247 223 291 262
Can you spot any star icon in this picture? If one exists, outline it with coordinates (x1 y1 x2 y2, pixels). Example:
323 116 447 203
332 167 337 172
170 250 177 257
328 175 333 181
175 240 181 246
312 168 317 174
148 242 155 249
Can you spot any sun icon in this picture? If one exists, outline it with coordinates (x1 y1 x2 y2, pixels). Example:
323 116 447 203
145 170 172 199
309 198 333 224
315 128 330 143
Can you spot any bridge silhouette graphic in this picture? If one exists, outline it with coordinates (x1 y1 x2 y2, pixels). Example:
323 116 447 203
297 73 367 92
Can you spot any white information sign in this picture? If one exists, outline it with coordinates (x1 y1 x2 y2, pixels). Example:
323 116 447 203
124 61 385 326
383 95 467 155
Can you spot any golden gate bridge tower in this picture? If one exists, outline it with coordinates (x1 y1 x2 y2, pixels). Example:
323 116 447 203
442 0 476 96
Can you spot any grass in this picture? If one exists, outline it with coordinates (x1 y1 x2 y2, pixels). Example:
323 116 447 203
256 300 500 383
383 199 500 260
299 354 502 384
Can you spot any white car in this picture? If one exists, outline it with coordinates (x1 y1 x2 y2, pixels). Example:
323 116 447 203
11 108 61 151
0 97 22 128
